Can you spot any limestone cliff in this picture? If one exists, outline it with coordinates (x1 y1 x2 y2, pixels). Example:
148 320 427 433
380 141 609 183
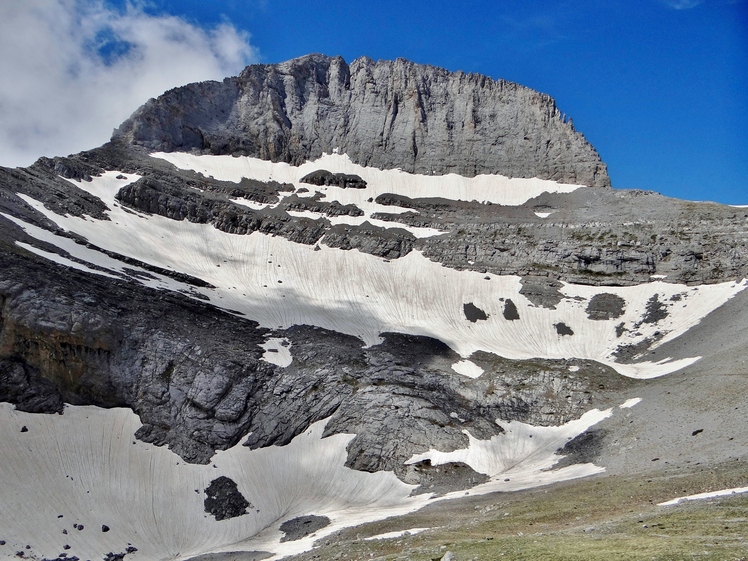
114 54 610 187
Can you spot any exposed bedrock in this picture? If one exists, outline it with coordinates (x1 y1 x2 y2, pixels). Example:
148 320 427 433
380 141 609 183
387 188 748 286
0 250 272 463
113 54 610 188
0 250 633 476
8 145 746 287
107 162 748 285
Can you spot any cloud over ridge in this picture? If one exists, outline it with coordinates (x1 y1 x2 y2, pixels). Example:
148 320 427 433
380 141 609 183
0 0 257 167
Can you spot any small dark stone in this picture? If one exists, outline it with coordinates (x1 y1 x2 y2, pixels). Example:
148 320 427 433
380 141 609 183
76 525 83 531
0 540 4 545
63 544 70 550
125 546 138 554
20 426 28 433
101 525 110 532
554 322 574 336
62 530 67 535
692 429 704 436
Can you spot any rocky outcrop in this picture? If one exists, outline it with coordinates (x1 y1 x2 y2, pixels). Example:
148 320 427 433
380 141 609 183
114 54 610 187
0 248 632 475
375 188 748 286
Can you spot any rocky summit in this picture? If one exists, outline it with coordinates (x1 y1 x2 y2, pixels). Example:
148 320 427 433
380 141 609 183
0 55 747 561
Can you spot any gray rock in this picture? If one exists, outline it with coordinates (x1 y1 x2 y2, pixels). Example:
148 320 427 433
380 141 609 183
203 476 252 521
279 515 330 542
300 169 367 189
586 293 626 320
114 54 610 188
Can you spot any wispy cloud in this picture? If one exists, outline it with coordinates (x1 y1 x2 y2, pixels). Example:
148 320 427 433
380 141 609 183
0 0 257 167
663 0 705 9
499 13 570 51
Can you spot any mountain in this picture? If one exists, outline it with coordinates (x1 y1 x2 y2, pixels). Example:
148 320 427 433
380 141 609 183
114 54 610 187
0 54 746 561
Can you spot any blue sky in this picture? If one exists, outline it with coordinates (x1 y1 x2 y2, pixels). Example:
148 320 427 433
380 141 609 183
1 1 745 204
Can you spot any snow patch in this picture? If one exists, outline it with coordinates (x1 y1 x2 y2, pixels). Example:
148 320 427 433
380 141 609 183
451 360 485 379
406 408 611 478
286 210 445 238
365 528 430 540
659 486 748 506
261 337 293 367
606 356 702 380
152 151 585 207
230 198 274 211
619 398 642 409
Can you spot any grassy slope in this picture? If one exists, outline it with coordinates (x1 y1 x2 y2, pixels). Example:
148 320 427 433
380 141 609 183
283 458 748 561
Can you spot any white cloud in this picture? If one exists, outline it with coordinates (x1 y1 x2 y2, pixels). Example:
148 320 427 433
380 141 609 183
0 0 257 168
663 0 705 8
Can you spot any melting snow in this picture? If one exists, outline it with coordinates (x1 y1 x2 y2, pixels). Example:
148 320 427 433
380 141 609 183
260 337 293 367
451 360 485 379
8 168 747 379
152 152 585 207
365 528 430 540
659 486 748 506
404 406 632 499
0 400 621 560
407 408 612 478
0 404 427 561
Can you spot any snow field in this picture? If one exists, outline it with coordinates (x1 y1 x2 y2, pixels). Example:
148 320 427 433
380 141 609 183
10 170 747 379
0 403 427 561
152 152 585 208
0 400 628 560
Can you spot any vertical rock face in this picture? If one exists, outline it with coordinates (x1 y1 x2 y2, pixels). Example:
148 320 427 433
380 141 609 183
114 54 610 187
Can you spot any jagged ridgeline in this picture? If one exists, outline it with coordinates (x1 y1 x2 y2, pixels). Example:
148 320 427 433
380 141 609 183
114 53 610 187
